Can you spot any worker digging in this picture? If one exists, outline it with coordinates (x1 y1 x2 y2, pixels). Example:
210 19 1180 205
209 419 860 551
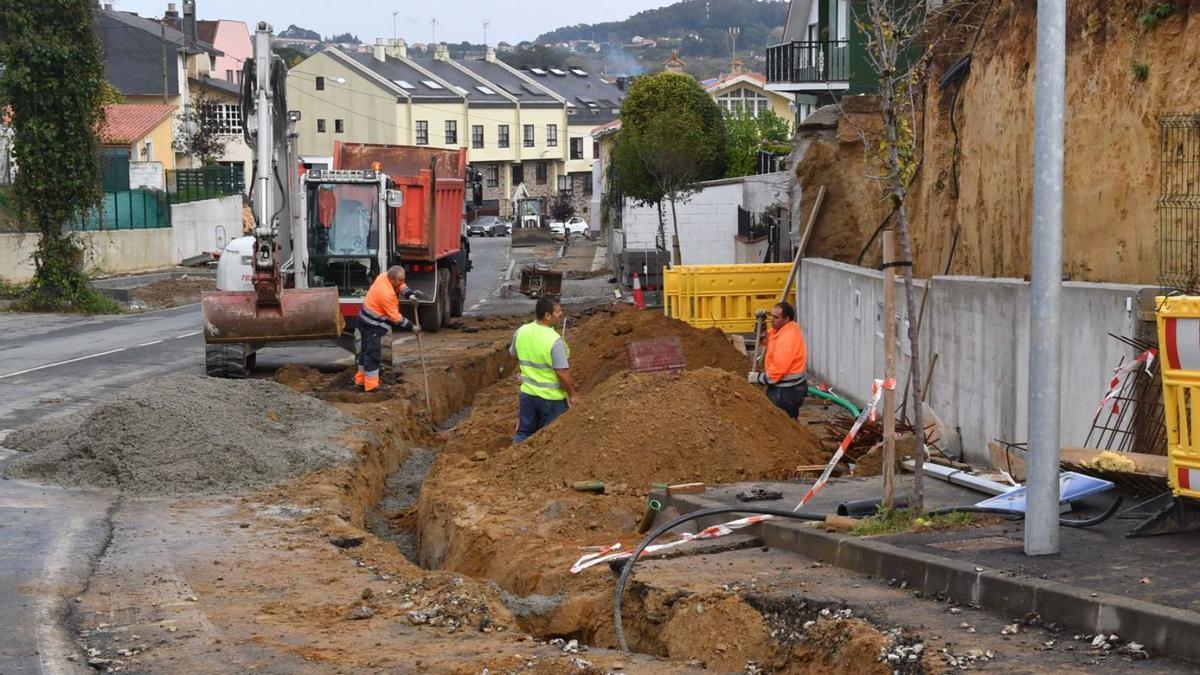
510 295 579 443
749 300 809 419
355 266 421 392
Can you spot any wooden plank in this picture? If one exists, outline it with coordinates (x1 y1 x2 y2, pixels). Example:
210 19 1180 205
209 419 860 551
1059 447 1167 477
988 441 1027 482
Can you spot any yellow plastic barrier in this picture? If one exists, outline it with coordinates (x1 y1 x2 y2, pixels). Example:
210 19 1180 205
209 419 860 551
1156 295 1200 500
663 263 793 333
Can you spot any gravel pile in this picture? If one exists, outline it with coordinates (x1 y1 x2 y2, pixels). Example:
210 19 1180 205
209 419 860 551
5 374 354 495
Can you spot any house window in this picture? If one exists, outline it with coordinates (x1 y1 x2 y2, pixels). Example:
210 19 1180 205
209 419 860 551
202 104 243 135
523 124 534 148
143 139 153 161
570 137 584 160
225 69 234 82
316 76 325 91
546 124 557 147
535 162 547 185
317 118 326 133
717 87 771 117
472 125 484 149
335 119 344 133
416 121 428 145
511 164 524 185
445 120 457 145
485 164 498 188
498 124 510 148
584 177 593 196
592 141 600 158
557 175 570 193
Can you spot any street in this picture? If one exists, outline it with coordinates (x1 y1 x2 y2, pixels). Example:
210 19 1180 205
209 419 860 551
0 236 517 675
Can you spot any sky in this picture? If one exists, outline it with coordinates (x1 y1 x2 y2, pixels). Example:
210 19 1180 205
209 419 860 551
108 0 675 45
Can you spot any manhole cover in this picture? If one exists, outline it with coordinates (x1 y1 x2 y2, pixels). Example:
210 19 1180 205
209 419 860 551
927 536 1021 552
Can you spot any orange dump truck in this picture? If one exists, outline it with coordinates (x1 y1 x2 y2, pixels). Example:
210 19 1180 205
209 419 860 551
300 141 471 331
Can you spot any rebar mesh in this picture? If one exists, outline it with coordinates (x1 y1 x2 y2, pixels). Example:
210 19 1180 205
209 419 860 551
1159 115 1200 293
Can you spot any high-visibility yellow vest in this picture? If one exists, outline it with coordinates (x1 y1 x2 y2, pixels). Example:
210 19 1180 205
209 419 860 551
514 321 568 400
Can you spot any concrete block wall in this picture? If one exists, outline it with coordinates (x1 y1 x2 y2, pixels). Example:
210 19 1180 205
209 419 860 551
798 258 1147 465
621 181 742 264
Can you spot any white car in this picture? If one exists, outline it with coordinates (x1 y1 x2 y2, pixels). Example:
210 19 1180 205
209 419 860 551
549 217 589 239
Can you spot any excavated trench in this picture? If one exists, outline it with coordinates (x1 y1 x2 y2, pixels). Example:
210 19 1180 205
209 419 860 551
327 311 926 672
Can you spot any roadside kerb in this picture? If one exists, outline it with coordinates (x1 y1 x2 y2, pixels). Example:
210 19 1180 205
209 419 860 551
666 492 1200 662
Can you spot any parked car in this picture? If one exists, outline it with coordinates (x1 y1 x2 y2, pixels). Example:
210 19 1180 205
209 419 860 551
549 216 589 240
467 215 506 237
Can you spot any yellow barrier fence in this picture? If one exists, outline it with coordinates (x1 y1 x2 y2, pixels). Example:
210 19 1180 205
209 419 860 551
663 263 793 333
1156 295 1200 501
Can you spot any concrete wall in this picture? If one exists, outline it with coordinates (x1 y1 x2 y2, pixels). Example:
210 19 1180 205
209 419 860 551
620 172 791 265
0 230 175 283
797 258 1147 465
171 195 243 263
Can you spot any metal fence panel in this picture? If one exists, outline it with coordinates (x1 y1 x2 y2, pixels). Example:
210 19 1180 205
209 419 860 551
167 165 242 204
71 189 169 230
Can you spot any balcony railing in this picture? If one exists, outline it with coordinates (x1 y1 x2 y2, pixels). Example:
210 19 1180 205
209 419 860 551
765 40 850 85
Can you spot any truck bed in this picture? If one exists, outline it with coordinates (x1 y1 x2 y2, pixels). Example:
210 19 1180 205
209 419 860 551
333 141 465 262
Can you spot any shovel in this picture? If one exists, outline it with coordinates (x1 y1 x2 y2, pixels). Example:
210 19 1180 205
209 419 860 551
410 298 433 420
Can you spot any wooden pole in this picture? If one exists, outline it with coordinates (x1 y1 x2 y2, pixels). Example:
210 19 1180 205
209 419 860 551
780 185 825 305
882 231 897 509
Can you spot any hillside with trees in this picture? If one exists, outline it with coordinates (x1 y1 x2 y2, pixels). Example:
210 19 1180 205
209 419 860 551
537 0 786 59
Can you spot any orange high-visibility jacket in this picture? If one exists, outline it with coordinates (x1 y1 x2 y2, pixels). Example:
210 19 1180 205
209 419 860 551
763 320 807 387
362 273 411 327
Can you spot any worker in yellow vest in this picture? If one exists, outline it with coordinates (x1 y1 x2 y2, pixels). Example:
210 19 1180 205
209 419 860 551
510 296 579 443
355 266 421 392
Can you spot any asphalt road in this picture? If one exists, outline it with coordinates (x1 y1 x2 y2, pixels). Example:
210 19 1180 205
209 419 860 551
0 236 516 675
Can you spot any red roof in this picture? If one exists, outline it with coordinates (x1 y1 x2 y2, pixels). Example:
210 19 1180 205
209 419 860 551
99 104 176 144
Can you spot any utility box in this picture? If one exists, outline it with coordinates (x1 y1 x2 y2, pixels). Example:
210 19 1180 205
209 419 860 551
619 249 669 289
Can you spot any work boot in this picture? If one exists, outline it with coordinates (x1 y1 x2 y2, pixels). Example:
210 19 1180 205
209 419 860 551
364 375 382 392
354 370 365 388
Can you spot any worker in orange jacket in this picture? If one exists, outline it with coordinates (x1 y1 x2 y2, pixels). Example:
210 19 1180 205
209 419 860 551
749 301 808 418
356 266 421 392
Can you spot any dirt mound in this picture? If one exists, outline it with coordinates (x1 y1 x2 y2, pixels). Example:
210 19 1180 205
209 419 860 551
499 368 827 489
5 374 354 495
568 307 748 393
129 275 214 309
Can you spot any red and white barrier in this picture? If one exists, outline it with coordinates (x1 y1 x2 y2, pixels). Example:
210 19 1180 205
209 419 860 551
1094 348 1156 417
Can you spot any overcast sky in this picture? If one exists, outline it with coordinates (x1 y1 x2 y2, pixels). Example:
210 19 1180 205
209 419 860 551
108 0 671 45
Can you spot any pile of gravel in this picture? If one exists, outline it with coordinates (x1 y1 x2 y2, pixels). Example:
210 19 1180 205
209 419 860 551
4 374 354 495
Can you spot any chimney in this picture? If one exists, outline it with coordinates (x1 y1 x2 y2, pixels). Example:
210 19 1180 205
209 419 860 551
387 38 408 59
374 37 387 61
615 76 627 91
434 42 449 61
484 46 496 63
182 0 196 48
164 2 178 19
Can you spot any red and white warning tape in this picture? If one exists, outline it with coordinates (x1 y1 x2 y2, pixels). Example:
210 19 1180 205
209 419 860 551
795 377 892 507
1094 349 1156 418
569 377 890 575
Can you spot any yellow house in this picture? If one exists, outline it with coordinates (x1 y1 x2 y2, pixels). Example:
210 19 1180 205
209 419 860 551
286 40 586 217
703 70 795 133
100 104 178 173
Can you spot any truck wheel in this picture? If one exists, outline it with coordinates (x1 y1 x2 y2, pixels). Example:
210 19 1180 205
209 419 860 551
450 275 465 318
205 343 248 379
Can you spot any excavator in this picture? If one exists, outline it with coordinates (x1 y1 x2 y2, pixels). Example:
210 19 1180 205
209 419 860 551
202 23 472 378
201 22 344 375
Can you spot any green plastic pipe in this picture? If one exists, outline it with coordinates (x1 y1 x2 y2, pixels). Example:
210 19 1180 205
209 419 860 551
808 386 860 418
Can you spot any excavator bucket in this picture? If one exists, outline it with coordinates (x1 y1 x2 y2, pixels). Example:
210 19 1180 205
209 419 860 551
201 288 344 344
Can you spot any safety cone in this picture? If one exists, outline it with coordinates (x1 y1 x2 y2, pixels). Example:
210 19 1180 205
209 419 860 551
632 272 646 310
